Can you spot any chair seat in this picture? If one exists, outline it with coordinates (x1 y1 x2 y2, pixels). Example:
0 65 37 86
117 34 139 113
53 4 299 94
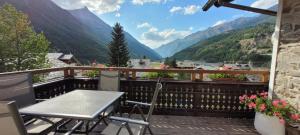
101 122 143 135
26 118 63 135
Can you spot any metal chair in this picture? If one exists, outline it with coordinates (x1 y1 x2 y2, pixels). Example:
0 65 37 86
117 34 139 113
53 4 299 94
0 73 63 135
101 79 162 135
0 73 36 108
98 70 121 125
0 101 27 135
98 70 120 92
0 101 64 135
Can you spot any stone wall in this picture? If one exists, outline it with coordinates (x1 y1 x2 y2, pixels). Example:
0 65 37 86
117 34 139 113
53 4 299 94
272 0 300 111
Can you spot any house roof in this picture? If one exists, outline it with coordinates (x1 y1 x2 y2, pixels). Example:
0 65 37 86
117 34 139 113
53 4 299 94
59 54 73 60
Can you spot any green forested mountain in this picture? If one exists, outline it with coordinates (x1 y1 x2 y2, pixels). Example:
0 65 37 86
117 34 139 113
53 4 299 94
172 23 275 64
155 6 277 58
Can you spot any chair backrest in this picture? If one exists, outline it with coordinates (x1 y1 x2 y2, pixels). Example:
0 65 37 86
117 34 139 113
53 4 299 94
146 78 162 121
0 73 35 108
98 70 120 91
0 101 27 135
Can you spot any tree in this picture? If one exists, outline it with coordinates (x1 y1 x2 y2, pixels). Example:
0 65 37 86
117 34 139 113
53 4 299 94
164 57 170 65
0 4 49 72
170 58 177 68
108 23 130 67
164 57 177 68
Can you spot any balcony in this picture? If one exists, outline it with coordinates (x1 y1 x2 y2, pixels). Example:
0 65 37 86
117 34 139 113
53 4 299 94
1 67 269 134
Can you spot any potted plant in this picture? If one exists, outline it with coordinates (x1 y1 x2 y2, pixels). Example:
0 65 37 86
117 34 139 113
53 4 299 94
239 92 299 135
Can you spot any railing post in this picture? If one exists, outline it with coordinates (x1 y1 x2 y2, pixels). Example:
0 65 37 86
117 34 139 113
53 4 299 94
199 71 204 81
64 69 69 78
262 74 269 83
132 71 136 80
125 71 130 79
69 69 75 78
191 72 196 81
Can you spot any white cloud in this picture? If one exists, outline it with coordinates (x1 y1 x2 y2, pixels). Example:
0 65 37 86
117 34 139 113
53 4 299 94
184 5 200 15
137 22 152 29
169 5 200 15
250 0 278 9
115 13 121 17
132 0 168 5
139 25 192 48
52 0 124 14
170 6 182 13
189 27 194 31
212 20 227 27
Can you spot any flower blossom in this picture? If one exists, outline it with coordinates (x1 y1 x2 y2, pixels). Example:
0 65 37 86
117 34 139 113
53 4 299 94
248 102 256 109
274 112 281 117
272 100 280 107
259 104 266 112
291 114 300 121
279 118 285 124
239 94 247 102
250 95 257 100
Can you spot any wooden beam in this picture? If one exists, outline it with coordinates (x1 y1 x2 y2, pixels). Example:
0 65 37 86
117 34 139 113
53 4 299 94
220 2 277 16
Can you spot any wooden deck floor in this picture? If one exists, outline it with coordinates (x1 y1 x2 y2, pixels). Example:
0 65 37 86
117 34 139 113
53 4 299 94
57 115 258 135
150 115 258 135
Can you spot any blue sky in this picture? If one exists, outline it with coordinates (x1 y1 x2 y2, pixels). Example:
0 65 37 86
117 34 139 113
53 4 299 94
52 0 278 49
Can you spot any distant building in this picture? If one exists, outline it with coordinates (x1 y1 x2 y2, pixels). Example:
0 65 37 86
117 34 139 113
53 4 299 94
222 63 250 70
128 59 151 69
177 60 197 69
47 53 81 68
46 53 81 80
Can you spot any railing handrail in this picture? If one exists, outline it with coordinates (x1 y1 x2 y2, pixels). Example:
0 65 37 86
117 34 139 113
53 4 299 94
0 66 270 82
68 66 269 75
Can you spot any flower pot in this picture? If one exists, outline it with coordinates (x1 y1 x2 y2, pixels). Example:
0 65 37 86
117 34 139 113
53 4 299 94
254 112 285 135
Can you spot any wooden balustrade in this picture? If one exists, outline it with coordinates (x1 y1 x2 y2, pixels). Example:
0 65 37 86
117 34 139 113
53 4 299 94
33 78 268 118
0 67 270 118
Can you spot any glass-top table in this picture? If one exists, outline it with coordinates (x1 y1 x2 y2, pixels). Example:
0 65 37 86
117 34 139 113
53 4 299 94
19 90 124 120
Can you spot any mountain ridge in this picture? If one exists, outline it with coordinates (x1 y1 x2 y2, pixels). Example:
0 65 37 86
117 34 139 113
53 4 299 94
0 0 161 64
155 6 277 58
172 23 275 64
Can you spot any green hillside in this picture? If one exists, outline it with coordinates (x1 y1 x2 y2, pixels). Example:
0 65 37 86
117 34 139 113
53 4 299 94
172 23 275 64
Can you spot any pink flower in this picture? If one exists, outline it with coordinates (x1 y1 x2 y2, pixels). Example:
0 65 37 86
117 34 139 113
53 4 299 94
291 114 300 121
259 104 266 112
272 100 280 107
280 100 287 107
250 95 257 99
239 95 247 102
248 102 256 109
274 112 281 117
279 118 285 124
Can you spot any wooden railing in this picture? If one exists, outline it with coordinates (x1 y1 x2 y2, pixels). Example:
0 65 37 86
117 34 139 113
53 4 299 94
0 67 270 118
33 78 268 118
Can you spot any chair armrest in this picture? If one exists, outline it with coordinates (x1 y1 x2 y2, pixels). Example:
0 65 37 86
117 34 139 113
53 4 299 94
109 116 149 126
126 100 151 107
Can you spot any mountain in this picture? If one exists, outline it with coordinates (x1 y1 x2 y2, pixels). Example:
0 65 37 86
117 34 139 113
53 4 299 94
172 23 275 65
155 7 277 58
0 0 161 64
69 8 161 60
